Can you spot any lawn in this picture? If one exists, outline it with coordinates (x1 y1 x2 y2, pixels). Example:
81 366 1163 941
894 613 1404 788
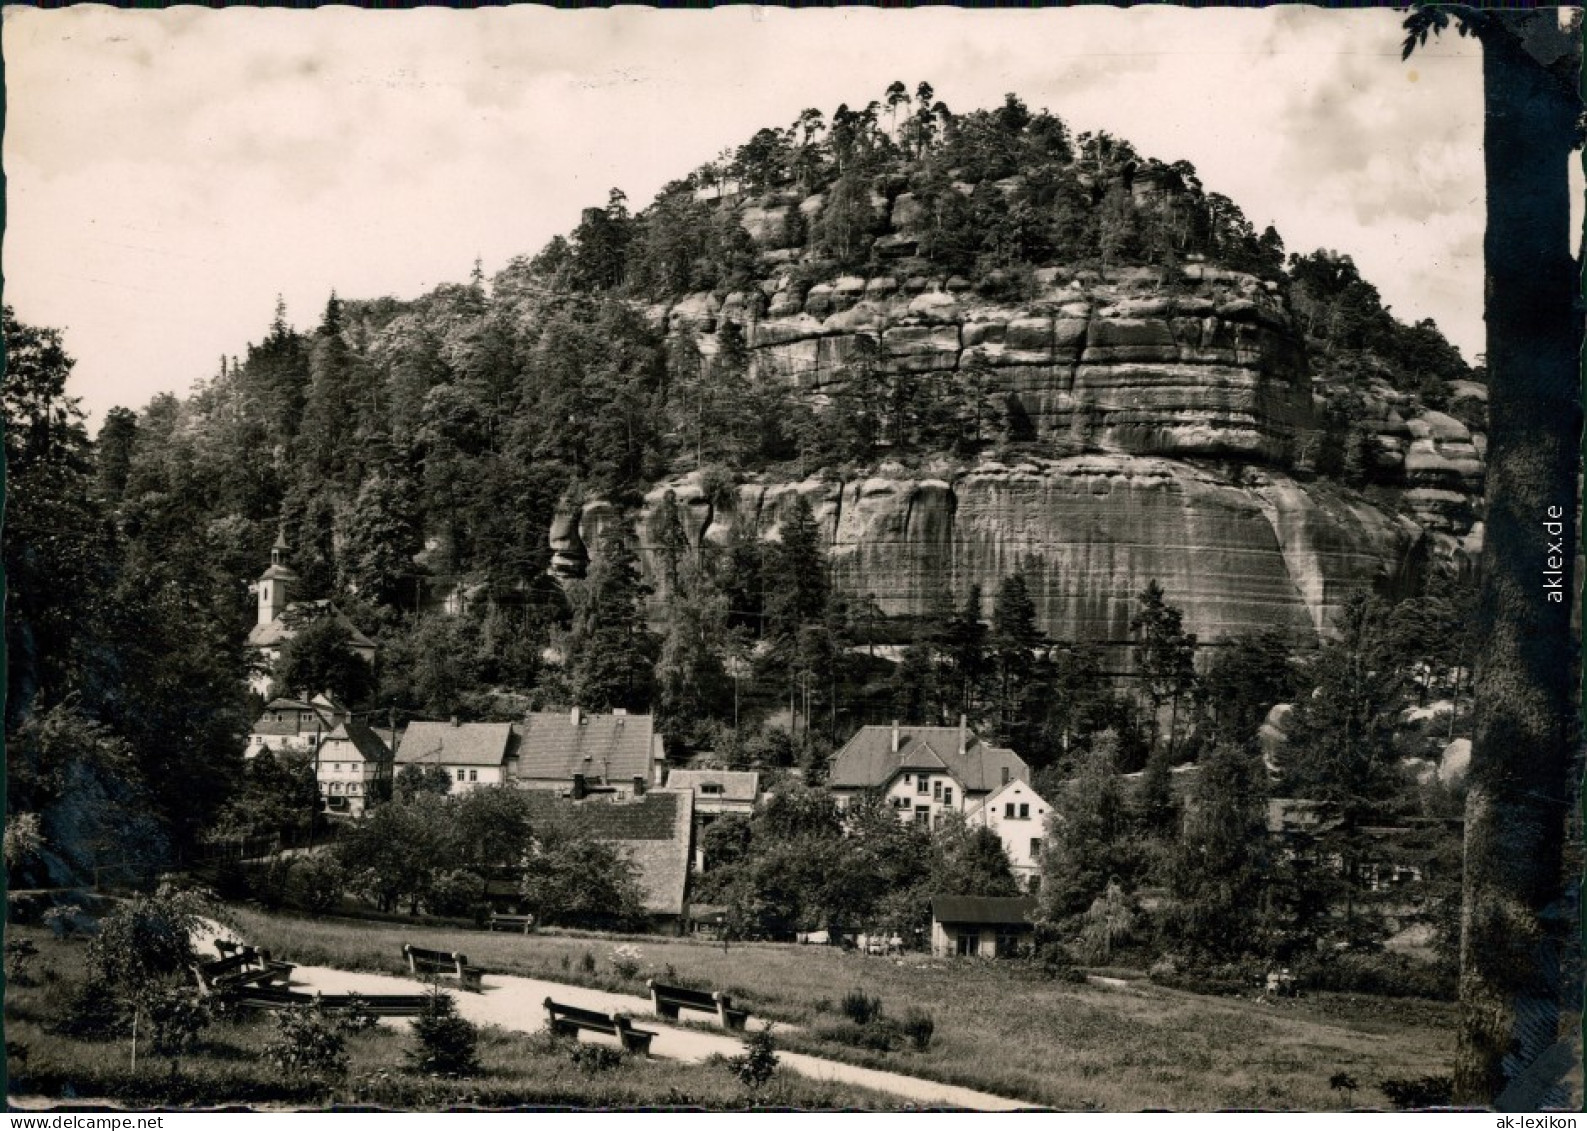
2 925 893 1111
228 906 1457 1110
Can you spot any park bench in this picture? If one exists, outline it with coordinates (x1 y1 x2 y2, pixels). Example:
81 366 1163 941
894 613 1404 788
214 938 242 959
488 912 535 934
543 997 655 1056
403 944 484 991
231 986 430 1017
191 950 295 995
646 979 749 1030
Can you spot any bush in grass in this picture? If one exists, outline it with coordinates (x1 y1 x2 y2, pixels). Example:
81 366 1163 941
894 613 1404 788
1380 1075 1453 1109
609 944 644 979
51 981 130 1040
424 869 485 919
569 1042 625 1074
6 939 39 984
726 1025 779 1091
41 904 86 941
144 986 214 1054
1295 951 1455 1001
815 1017 903 1052
579 950 597 975
839 988 882 1025
86 886 206 992
407 986 480 1077
1033 940 1086 983
335 994 380 1034
900 1008 935 1052
292 854 348 916
264 1003 349 1085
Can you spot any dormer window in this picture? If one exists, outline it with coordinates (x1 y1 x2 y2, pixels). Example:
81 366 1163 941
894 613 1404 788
702 783 724 796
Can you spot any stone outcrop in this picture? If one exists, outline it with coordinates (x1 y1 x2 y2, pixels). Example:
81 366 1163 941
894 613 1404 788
551 457 1424 645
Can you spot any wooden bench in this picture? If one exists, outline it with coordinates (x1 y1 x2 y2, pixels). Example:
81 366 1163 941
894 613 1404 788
192 950 295 995
544 997 655 1055
214 938 242 959
647 979 749 1030
231 986 430 1017
403 944 484 992
488 912 535 934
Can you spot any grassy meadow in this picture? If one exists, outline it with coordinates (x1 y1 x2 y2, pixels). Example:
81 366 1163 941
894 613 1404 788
229 907 1456 1110
2 924 893 1111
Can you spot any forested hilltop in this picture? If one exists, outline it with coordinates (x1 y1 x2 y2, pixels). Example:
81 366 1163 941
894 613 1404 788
6 85 1482 876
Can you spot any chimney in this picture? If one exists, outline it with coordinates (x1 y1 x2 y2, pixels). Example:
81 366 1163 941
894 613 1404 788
633 775 646 796
572 773 587 800
958 714 968 756
891 720 900 754
571 706 582 727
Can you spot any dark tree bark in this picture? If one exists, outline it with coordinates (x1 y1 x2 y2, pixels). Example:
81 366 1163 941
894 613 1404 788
1412 8 1585 1109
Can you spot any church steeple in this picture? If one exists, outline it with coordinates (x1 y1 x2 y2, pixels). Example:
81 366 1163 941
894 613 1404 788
258 529 299 626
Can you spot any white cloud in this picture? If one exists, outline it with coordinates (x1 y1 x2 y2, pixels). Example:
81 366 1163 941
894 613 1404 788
2 5 1486 426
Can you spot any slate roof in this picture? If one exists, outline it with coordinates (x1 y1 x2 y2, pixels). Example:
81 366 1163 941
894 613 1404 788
664 770 760 803
829 725 1028 794
514 711 657 783
396 721 515 768
250 697 332 737
517 790 693 917
930 895 1038 926
321 721 392 764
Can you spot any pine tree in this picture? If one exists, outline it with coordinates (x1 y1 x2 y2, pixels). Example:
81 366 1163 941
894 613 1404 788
990 572 1043 743
567 529 658 711
1035 732 1131 922
1165 742 1270 960
1130 581 1197 760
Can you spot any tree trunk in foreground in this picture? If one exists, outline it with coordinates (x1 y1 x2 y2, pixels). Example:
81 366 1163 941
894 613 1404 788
1457 11 1583 1109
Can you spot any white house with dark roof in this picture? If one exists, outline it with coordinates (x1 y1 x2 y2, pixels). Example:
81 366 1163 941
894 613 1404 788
828 718 1029 828
317 721 393 816
513 707 666 793
395 720 515 792
967 778 1053 890
245 532 376 696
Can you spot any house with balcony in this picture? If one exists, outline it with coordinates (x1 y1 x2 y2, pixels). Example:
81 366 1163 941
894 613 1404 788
828 718 1029 828
317 721 393 816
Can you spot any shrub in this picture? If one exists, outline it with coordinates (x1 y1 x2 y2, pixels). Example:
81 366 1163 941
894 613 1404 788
52 981 130 1040
41 905 86 941
839 988 882 1025
263 1004 348 1084
6 939 39 984
579 950 597 975
292 854 348 916
1380 1075 1454 1109
609 944 643 979
86 887 206 992
407 987 480 1077
900 1008 935 1052
424 869 485 919
815 1017 903 1053
569 1042 625 1074
335 994 380 1034
726 1026 779 1090
1295 952 1455 1001
143 987 213 1054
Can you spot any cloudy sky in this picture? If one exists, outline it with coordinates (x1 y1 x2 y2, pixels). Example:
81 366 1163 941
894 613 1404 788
4 5 1505 429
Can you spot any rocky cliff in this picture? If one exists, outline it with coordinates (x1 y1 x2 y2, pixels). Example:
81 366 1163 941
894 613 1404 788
549 179 1479 646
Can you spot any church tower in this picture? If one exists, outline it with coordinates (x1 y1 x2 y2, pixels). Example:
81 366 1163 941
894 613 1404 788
257 529 299 627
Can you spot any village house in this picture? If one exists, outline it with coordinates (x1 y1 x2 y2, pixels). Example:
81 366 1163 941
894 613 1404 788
497 788 696 935
828 718 1029 828
316 720 394 817
243 692 349 760
966 778 1053 890
513 707 666 795
664 769 760 870
929 895 1038 958
246 532 376 697
395 720 516 792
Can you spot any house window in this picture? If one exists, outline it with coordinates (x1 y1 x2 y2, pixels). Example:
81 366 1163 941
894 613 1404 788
348 783 358 794
933 781 943 802
943 787 954 807
469 769 478 782
994 928 1024 959
329 782 340 794
917 777 930 795
702 783 723 795
455 769 465 781
1018 803 1030 819
914 809 930 825
1001 767 1010 786
1004 803 1015 819
903 774 912 785
1030 837 1043 858
955 932 979 957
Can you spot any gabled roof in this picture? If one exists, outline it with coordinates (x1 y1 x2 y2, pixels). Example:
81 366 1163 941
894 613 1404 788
829 725 1028 793
246 600 377 651
514 711 656 782
396 721 514 767
665 769 760 803
974 777 1053 813
930 895 1038 926
321 721 392 764
516 790 693 917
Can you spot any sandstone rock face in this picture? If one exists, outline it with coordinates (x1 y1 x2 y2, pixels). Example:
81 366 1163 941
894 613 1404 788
552 457 1424 646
